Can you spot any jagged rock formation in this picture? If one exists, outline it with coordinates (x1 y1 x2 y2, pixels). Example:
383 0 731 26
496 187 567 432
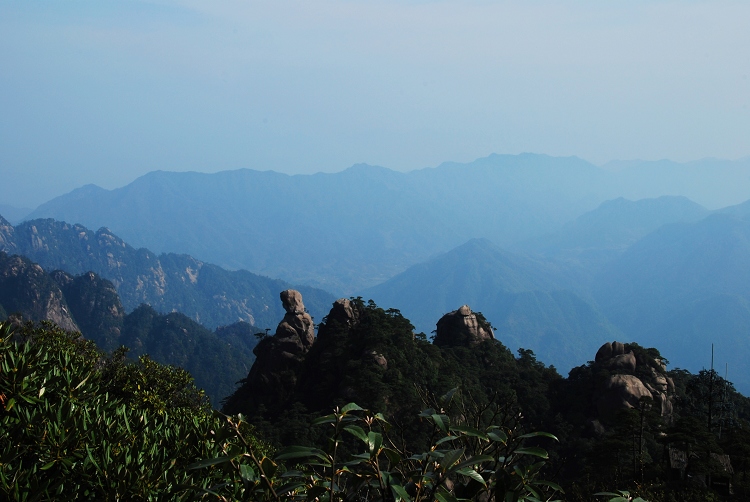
433 305 494 348
274 289 315 351
0 215 16 253
317 298 360 341
51 270 125 351
593 340 675 424
223 290 316 411
0 217 335 330
0 252 78 332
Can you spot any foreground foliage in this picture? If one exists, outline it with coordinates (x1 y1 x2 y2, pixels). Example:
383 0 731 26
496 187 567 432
5 313 750 501
0 320 268 500
0 320 565 501
195 392 563 501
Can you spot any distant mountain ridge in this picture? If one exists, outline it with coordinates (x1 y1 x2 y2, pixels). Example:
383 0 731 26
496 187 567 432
0 216 335 330
362 197 750 389
516 196 711 276
24 154 750 292
0 251 258 404
360 238 618 370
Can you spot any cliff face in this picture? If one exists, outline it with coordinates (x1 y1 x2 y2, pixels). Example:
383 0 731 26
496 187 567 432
222 290 316 413
0 253 78 332
51 270 125 351
0 251 262 405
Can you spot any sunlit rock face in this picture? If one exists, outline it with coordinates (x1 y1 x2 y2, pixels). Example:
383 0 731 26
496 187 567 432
0 253 79 333
275 289 315 353
433 305 494 348
222 289 316 413
592 340 675 426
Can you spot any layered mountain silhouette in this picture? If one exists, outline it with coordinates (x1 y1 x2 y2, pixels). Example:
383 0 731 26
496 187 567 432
0 215 335 331
28 154 750 292
0 251 257 404
363 198 750 389
361 238 617 370
592 212 750 391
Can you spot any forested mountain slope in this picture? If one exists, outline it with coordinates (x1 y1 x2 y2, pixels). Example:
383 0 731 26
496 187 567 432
0 251 257 404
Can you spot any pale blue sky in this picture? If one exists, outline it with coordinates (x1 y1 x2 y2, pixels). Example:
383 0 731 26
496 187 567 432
1 0 749 208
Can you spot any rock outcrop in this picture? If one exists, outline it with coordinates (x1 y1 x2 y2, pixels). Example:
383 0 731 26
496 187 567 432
593 340 675 425
223 289 316 412
51 270 125 351
274 289 315 353
0 252 79 332
433 305 494 348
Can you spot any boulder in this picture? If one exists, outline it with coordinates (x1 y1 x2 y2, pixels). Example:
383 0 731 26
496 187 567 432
433 305 494 348
328 298 359 327
605 351 637 373
280 289 306 315
595 342 613 362
597 374 653 422
592 341 676 424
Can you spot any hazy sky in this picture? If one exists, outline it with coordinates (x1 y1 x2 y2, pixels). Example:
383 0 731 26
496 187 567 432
1 0 749 208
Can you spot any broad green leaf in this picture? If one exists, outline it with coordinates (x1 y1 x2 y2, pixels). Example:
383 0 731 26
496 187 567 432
517 431 558 442
341 402 363 413
436 435 458 446
450 424 488 440
435 489 459 502
311 414 337 426
391 483 412 502
487 431 508 444
439 387 458 404
383 447 402 466
514 447 549 459
261 456 278 478
456 467 486 486
344 425 369 443
418 408 436 418
368 431 383 456
239 464 257 482
451 455 495 472
275 446 328 462
431 414 449 433
439 448 464 470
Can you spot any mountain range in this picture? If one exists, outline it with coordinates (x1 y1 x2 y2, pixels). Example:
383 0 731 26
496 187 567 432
24 154 750 293
0 215 335 331
5 153 750 392
363 196 750 392
0 251 257 404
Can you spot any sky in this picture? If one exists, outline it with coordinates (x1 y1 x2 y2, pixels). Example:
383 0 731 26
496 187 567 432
1 0 749 208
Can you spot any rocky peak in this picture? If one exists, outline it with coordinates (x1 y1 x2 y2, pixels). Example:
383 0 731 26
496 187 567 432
0 253 79 333
222 289 318 413
274 289 315 352
433 305 494 348
0 215 16 253
592 340 675 425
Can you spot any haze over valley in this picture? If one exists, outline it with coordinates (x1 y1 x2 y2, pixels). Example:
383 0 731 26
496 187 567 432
4 153 750 393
